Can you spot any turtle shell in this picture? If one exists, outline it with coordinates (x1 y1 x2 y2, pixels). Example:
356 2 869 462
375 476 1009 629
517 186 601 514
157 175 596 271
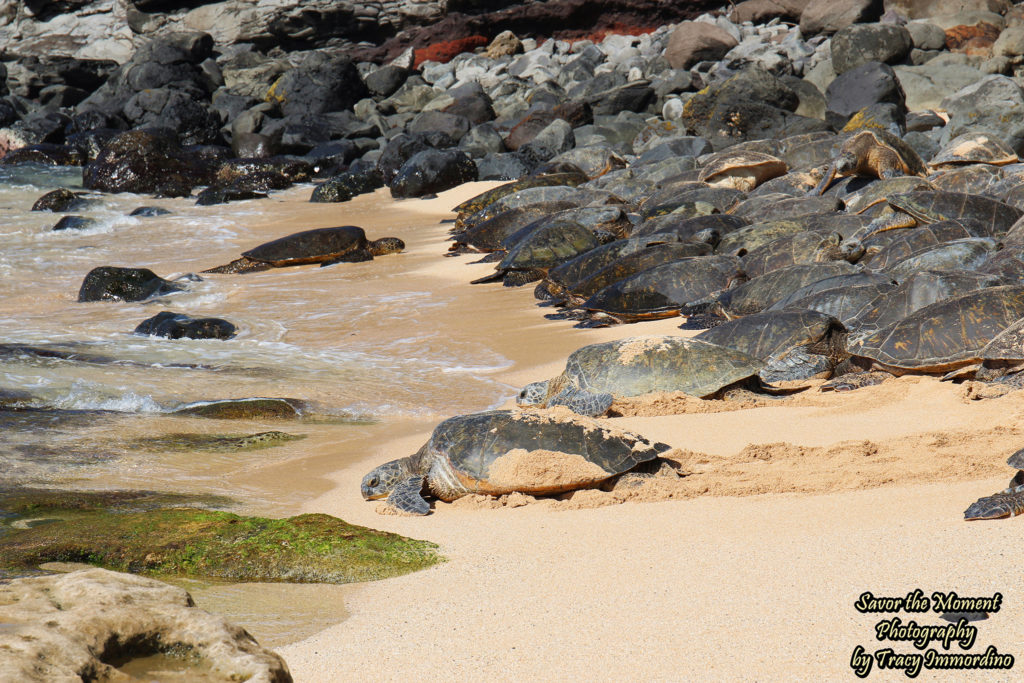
456 186 586 230
450 207 548 251
928 164 1003 196
740 229 849 278
640 185 744 219
842 177 935 215
562 336 766 399
695 309 845 366
886 191 1023 235
421 409 663 496
565 241 713 304
717 214 871 256
765 273 897 313
543 235 668 299
242 226 368 265
850 284 1024 372
727 194 841 223
882 237 998 278
498 220 599 271
859 220 977 269
847 270 1003 337
697 150 788 191
633 213 747 240
583 255 743 321
771 281 899 329
929 133 1018 170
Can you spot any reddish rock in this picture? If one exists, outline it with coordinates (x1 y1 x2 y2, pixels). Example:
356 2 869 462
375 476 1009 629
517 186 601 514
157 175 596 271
665 21 738 70
945 22 1001 52
413 35 488 68
504 111 557 151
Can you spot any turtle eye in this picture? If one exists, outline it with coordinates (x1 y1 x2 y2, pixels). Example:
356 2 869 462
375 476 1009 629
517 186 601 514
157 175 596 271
368 477 379 488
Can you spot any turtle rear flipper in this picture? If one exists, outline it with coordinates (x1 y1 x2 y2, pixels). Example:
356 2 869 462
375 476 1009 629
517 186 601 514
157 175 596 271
385 475 430 515
549 386 613 416
964 488 1024 520
201 257 271 274
760 347 834 383
813 164 837 195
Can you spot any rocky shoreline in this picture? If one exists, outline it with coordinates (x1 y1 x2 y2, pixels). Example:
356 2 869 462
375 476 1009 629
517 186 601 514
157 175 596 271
6 0 1024 679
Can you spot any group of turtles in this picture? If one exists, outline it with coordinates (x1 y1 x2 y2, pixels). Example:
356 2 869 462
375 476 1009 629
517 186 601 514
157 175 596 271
363 123 1024 519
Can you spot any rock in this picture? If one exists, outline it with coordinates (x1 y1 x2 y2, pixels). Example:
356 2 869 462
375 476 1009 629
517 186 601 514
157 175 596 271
442 94 496 125
173 397 306 419
586 81 656 115
82 130 208 197
408 110 472 142
518 119 575 164
266 55 367 117
893 59 986 110
665 21 739 70
376 131 455 184
195 187 268 205
459 122 506 157
944 21 1002 54
52 215 96 231
830 23 914 73
475 152 532 180
940 74 1024 152
389 148 477 198
993 25 1024 55
486 30 523 58
129 206 171 217
309 169 384 202
134 311 237 339
77 266 184 303
122 87 222 145
781 75 827 119
883 0 1010 20
364 65 410 98
1 142 82 166
31 188 84 212
825 61 906 131
907 20 949 48
729 0 811 23
0 569 291 683
800 0 882 35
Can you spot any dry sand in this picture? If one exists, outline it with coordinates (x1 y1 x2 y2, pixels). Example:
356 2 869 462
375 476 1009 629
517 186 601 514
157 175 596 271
277 183 1024 681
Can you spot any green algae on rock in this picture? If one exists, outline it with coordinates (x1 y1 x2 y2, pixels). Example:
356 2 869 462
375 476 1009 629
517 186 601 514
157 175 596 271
128 431 306 452
171 397 309 420
0 492 441 583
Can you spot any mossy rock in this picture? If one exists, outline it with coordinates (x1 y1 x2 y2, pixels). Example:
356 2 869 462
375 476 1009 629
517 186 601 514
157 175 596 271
0 490 441 583
171 398 307 420
128 431 305 452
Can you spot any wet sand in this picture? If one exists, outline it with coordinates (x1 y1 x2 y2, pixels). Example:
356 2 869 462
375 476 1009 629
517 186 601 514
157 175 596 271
271 183 1024 680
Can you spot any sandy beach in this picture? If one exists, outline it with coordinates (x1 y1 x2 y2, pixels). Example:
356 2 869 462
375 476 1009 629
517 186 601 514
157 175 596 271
262 182 1024 681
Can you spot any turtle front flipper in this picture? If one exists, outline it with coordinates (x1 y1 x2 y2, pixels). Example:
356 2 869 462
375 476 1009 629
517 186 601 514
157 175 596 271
320 249 373 267
760 346 834 383
385 475 430 515
812 163 838 195
549 385 614 416
201 257 271 274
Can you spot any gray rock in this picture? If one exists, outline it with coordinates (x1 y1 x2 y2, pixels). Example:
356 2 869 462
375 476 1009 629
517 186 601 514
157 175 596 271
903 129 940 161
993 26 1024 56
518 118 575 163
664 21 739 70
408 110 471 143
800 0 882 35
940 74 1024 153
830 23 914 73
883 0 1010 20
475 151 532 180
894 54 986 111
906 20 948 49
729 0 811 24
459 123 506 157
825 61 906 130
390 148 477 198
781 75 827 119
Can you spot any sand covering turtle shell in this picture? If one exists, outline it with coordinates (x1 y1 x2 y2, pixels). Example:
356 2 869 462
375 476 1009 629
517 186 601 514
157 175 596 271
486 448 611 490
614 336 675 364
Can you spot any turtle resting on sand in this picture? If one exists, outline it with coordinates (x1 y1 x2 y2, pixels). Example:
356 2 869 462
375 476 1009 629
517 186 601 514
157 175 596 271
813 129 926 195
360 409 668 515
517 336 785 416
964 447 1024 520
203 226 404 274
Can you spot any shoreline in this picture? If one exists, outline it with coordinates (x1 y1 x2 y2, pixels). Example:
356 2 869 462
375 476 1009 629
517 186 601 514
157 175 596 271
270 184 1024 680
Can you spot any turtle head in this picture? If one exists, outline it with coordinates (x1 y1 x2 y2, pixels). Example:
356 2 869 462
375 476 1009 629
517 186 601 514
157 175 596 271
361 457 413 500
833 151 857 176
517 381 550 407
369 237 405 256
839 237 866 263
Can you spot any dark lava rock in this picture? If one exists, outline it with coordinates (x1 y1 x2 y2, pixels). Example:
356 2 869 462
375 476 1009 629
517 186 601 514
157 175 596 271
195 187 268 206
77 266 184 303
172 397 306 420
31 188 84 212
82 130 208 197
122 88 222 146
476 152 533 180
505 111 558 151
376 132 456 184
800 0 881 36
390 148 477 198
825 61 906 131
587 81 656 116
52 215 96 231
408 110 472 143
443 94 496 125
310 169 384 202
830 23 913 74
232 132 277 158
365 65 410 98
134 311 236 340
129 206 171 217
66 128 122 165
267 55 368 117
1 143 82 166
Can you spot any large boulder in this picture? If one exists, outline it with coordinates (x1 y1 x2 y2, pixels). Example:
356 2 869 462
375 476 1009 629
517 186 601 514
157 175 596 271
800 0 883 35
941 75 1024 153
830 23 914 73
729 0 811 23
893 59 986 110
134 311 237 339
82 130 209 196
389 148 477 198
0 569 291 683
265 54 367 117
883 0 1010 20
664 21 739 70
78 266 184 303
825 61 906 131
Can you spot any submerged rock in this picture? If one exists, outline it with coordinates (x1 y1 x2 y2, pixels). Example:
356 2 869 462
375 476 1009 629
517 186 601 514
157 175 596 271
0 488 441 583
129 206 172 217
171 397 308 420
31 188 85 212
0 568 292 683
134 311 237 340
77 266 185 303
51 215 96 231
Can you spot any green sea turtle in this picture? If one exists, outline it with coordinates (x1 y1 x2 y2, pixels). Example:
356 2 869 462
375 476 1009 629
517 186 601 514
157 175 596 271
813 129 927 194
964 448 1024 520
451 172 587 216
929 133 1018 171
516 336 774 416
203 226 404 274
697 150 788 192
360 409 668 514
860 191 1022 237
470 219 599 286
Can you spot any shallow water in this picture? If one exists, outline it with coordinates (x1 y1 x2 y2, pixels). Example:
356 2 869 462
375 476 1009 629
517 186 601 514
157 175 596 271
0 167 515 644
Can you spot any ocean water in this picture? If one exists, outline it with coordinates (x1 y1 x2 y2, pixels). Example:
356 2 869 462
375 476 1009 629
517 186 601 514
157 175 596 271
0 165 513 505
